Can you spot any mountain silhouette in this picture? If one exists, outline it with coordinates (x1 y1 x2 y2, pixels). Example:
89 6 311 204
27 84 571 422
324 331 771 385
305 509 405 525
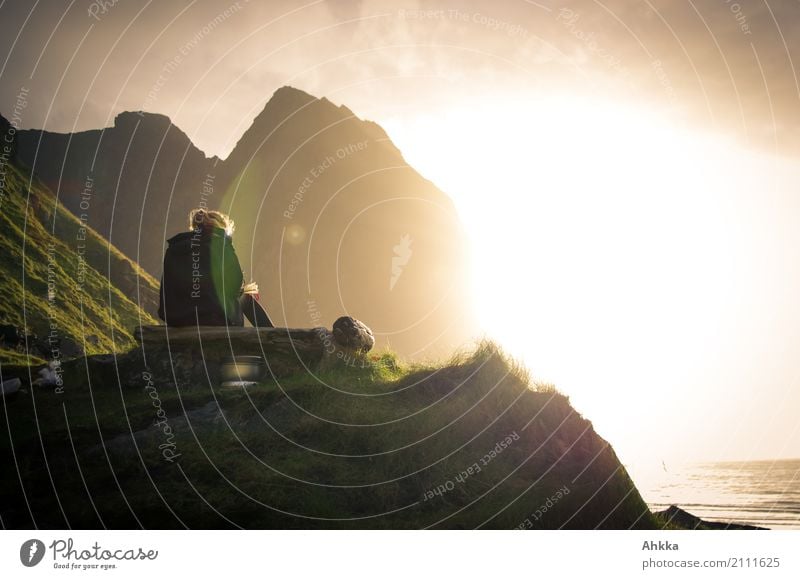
5 87 474 357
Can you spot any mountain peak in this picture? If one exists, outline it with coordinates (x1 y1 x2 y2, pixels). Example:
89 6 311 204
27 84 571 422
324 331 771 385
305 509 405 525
258 85 353 122
111 110 211 158
271 85 318 104
114 110 173 130
255 85 323 122
221 84 404 167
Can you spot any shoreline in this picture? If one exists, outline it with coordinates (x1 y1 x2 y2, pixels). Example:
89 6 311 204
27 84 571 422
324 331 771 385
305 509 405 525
655 506 768 530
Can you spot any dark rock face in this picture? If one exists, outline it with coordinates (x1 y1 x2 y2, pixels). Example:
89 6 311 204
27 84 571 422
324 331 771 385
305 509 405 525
9 87 475 359
655 505 767 530
332 316 374 352
130 325 325 388
0 325 24 350
0 113 13 157
0 377 21 398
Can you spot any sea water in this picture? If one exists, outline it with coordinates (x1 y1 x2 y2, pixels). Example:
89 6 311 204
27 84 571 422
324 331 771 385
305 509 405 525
637 459 800 529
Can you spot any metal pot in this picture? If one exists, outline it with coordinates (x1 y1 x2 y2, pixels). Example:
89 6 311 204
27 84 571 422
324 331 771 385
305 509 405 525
220 356 266 384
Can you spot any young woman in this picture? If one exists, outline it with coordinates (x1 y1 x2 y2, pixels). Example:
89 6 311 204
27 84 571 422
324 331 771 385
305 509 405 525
158 208 273 328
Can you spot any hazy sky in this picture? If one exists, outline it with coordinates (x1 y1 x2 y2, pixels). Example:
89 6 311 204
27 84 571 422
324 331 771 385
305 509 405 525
2 0 800 157
1 0 799 474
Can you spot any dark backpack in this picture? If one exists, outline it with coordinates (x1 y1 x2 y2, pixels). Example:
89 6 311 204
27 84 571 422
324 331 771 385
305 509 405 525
158 228 244 326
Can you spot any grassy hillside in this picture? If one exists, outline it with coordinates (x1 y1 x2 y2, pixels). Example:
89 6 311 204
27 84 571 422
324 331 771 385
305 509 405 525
0 160 158 365
0 341 657 529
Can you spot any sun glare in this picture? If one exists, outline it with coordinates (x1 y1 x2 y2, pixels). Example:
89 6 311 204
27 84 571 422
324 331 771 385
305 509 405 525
385 93 798 471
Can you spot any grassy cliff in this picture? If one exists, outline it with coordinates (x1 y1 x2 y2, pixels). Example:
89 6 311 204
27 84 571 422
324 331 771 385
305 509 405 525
0 159 159 365
0 341 656 529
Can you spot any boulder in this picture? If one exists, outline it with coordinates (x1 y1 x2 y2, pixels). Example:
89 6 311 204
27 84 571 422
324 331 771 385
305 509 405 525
131 325 327 388
125 320 375 388
655 505 767 530
332 317 374 352
32 361 61 387
1 378 21 400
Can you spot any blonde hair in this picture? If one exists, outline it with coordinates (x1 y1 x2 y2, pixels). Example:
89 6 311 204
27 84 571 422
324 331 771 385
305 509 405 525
188 208 235 236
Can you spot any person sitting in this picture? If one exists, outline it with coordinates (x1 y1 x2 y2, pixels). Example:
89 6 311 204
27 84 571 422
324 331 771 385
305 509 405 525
158 208 274 328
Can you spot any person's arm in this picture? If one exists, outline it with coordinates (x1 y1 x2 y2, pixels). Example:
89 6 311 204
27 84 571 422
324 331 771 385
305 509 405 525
209 231 244 317
224 236 244 299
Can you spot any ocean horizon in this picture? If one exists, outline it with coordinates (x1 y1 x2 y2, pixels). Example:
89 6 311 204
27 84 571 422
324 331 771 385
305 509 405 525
638 458 800 530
